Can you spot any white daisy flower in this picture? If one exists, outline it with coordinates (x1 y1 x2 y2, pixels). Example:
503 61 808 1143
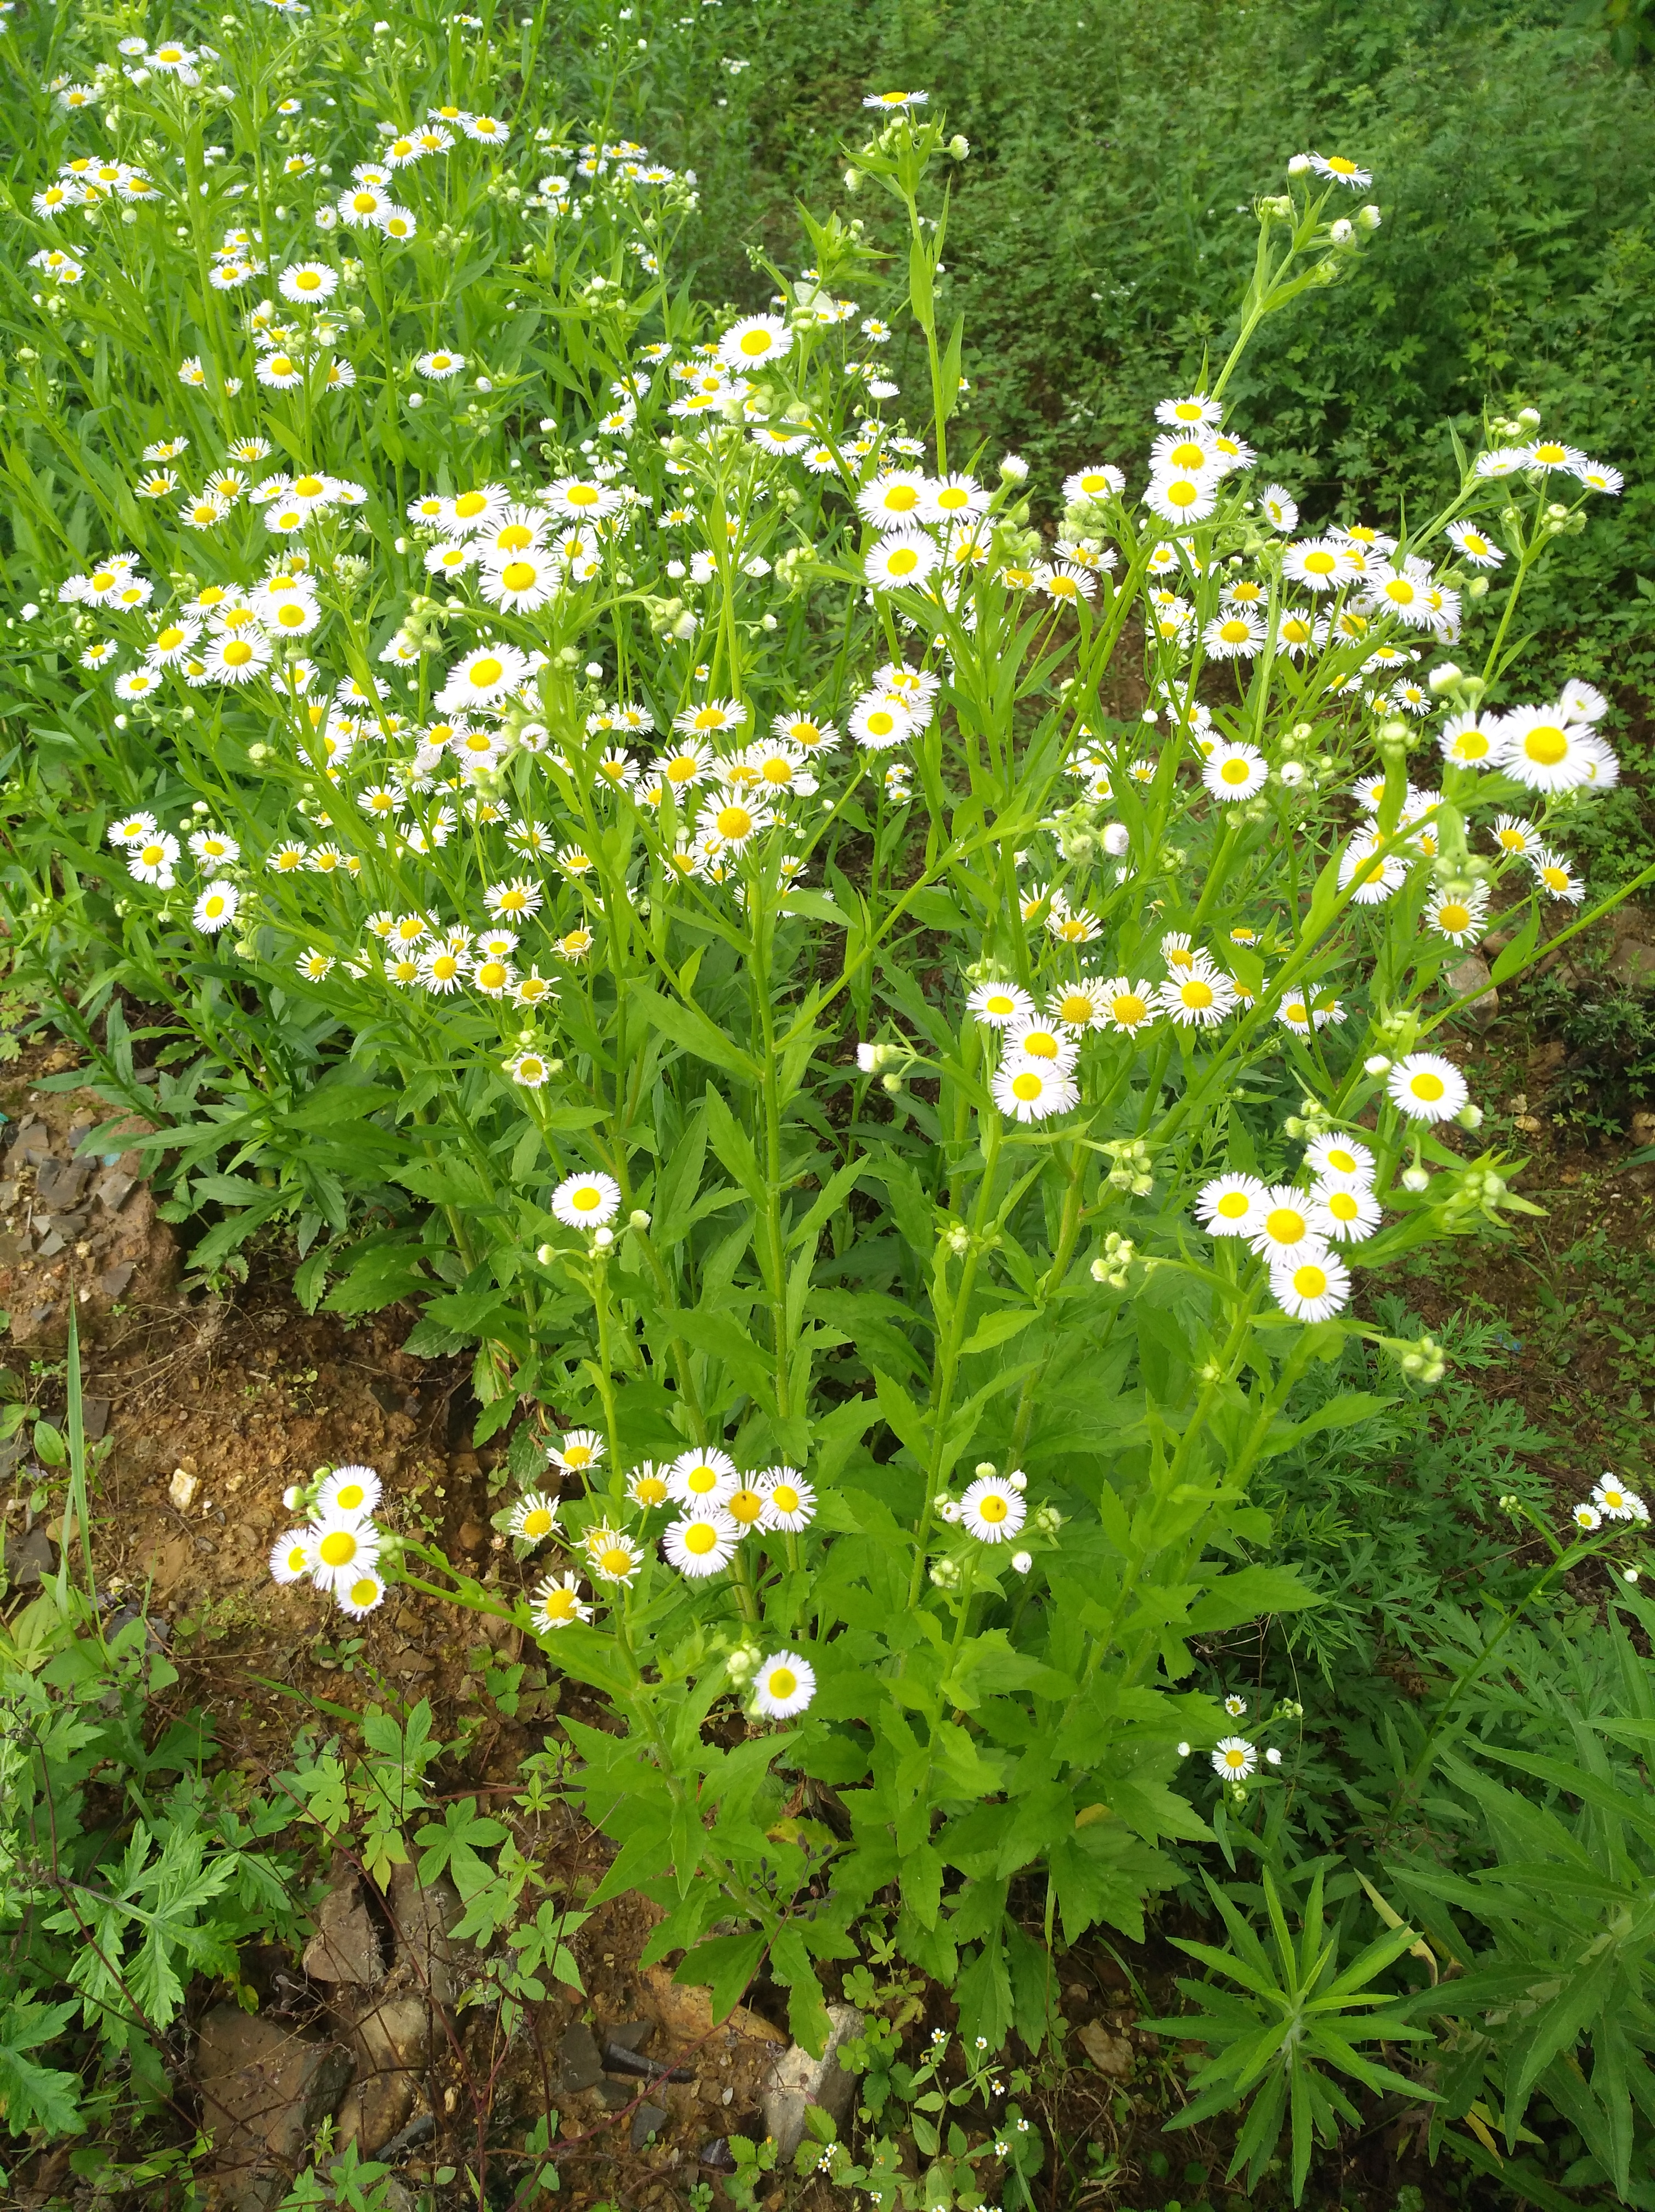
667 1446 739 1508
1387 1053 1470 1123
959 1474 1027 1544
751 1650 817 1718
551 1171 622 1228
663 1509 741 1576
547 1429 606 1475
1212 1735 1257 1779
533 1572 592 1629
758 1467 817 1532
1195 1173 1268 1237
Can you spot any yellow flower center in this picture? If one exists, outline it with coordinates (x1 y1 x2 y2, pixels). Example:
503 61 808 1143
1439 901 1470 932
335 1483 365 1510
470 656 503 686
1220 757 1249 783
477 961 508 990
223 640 254 666
716 804 753 838
1057 994 1093 1023
768 1667 797 1697
522 1507 554 1537
979 1494 1007 1523
598 1545 632 1576
770 1485 800 1514
1217 1191 1250 1218
1327 1191 1358 1221
1167 480 1199 508
1265 1207 1307 1245
349 1577 378 1606
1011 1071 1043 1102
1292 1264 1328 1298
286 1545 307 1572
1409 1072 1445 1102
685 1522 718 1554
1522 724 1567 766
566 484 600 506
1112 994 1146 1024
1181 979 1214 1009
319 1531 357 1567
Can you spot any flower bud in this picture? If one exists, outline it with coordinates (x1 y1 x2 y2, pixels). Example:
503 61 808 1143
1364 1053 1391 1075
1007 1468 1027 1492
1428 662 1461 690
998 453 1029 483
948 134 970 159
1402 1165 1431 1194
628 1209 651 1231
1517 407 1541 430
843 167 862 194
1357 204 1382 230
593 1226 614 1250
1287 153 1312 174
536 1242 556 1265
1011 1549 1032 1573
1468 575 1489 597
929 1556 961 1589
1456 1102 1484 1131
1329 218 1353 245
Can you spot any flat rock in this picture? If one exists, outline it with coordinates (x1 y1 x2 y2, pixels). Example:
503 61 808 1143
558 2020 605 2092
630 2100 668 2152
302 1874 384 1987
1077 2020 1135 2077
386 1864 460 2004
7 1523 57 1590
1445 953 1498 1029
759 2001 863 2159
335 1992 430 2155
195 2006 352 2212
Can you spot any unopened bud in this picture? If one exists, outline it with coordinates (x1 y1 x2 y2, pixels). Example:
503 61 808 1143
628 1209 651 1231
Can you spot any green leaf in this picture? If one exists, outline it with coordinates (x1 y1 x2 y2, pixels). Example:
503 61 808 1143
676 1929 766 2021
0 1999 83 2135
1187 1566 1323 1634
959 1307 1038 1357
640 987 758 1081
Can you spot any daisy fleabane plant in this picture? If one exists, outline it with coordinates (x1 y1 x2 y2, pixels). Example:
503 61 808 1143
6 38 1652 2056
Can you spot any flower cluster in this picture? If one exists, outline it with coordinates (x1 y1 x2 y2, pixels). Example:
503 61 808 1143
269 1465 386 1616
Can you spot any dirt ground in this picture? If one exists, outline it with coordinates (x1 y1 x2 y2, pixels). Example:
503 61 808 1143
3 999 1650 2212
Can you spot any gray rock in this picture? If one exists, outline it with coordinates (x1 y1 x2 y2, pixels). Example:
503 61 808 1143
195 2006 352 2212
558 2019 605 2092
386 1864 460 2004
1608 935 1655 989
7 1524 57 1590
630 2100 668 2152
1446 952 1498 1029
302 1875 384 1986
334 1993 430 2155
759 2001 864 2160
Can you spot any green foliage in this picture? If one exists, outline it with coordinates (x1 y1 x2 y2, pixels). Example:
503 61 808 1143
672 0 1655 713
1143 1863 1434 2205
0 1345 302 2147
1387 1584 1655 2205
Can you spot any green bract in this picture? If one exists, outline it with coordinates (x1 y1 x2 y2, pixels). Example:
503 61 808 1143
2 5 1649 2059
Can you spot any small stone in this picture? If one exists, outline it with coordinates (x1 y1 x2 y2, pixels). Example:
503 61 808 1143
457 1519 485 1553
386 1864 461 2006
1445 953 1498 1030
195 2007 352 2212
7 1524 57 1589
607 2018 655 2052
558 2020 605 2093
1078 2021 1134 2077
168 1466 199 1510
302 1875 384 1986
630 2100 668 2152
759 2002 863 2160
